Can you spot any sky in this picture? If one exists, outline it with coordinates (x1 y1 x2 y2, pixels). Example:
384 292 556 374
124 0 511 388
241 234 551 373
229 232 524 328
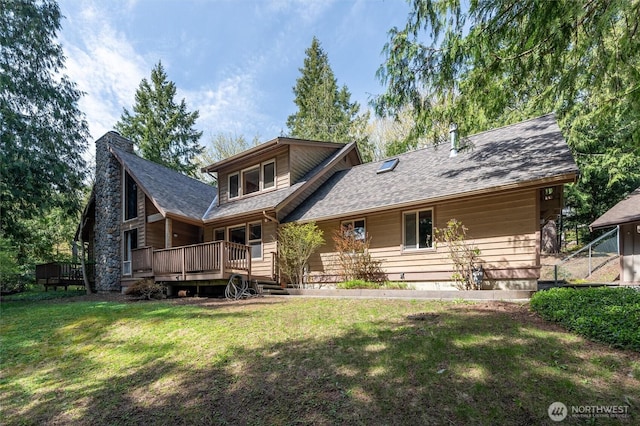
57 0 412 160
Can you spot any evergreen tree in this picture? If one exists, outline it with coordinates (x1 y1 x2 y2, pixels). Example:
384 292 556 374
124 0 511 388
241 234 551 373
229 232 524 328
287 37 372 161
116 61 204 177
0 0 88 248
375 0 640 230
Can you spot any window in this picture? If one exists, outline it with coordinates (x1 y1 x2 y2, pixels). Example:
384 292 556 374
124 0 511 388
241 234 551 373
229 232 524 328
123 229 138 276
227 159 276 199
229 225 246 245
263 161 275 189
124 172 137 220
248 222 262 259
403 210 433 249
229 173 239 199
341 219 366 241
228 223 262 260
377 158 399 174
213 228 225 242
243 167 260 195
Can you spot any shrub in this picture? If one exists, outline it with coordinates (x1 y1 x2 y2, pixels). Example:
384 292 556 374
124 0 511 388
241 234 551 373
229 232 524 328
277 222 324 288
0 237 24 294
434 219 482 290
333 225 387 284
336 280 380 289
125 279 165 300
531 287 640 351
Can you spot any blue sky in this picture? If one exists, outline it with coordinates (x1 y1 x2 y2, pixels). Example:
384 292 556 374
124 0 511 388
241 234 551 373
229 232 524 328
57 0 411 158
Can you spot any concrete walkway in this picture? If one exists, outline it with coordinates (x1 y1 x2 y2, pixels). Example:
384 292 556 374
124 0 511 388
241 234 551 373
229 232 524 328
286 288 534 301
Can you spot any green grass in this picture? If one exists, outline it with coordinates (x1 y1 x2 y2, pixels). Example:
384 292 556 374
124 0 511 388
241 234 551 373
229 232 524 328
531 287 640 351
1 295 639 425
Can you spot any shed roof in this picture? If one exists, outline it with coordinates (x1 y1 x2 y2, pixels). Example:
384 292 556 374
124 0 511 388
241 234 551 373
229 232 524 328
590 186 640 230
285 113 579 222
111 147 217 222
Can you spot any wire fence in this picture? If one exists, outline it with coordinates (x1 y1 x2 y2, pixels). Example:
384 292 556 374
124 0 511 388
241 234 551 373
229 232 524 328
547 227 619 284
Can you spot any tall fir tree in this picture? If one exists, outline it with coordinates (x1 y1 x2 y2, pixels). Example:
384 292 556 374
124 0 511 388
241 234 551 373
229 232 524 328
375 0 640 235
287 37 372 161
0 0 88 251
116 61 204 177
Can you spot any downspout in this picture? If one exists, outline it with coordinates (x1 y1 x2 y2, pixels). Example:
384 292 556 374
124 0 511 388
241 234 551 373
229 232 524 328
262 211 279 224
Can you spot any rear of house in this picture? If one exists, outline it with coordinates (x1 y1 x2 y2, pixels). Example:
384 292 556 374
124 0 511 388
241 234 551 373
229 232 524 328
76 114 578 294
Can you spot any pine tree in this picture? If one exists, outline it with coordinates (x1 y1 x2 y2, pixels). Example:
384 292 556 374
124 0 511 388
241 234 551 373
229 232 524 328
375 0 640 230
116 61 203 176
0 0 88 245
287 37 372 161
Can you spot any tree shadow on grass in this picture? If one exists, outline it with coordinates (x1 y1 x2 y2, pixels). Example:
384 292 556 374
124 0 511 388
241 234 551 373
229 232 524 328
3 301 639 425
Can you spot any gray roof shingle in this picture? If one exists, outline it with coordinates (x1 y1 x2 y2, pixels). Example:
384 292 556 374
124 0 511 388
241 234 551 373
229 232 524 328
202 142 356 222
590 186 640 230
111 147 217 221
285 114 579 222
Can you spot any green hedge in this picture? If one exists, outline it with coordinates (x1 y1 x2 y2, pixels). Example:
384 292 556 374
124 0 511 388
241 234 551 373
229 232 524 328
531 287 640 351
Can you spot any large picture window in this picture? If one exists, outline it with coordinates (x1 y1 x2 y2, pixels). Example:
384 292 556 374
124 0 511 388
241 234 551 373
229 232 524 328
124 172 137 220
403 209 433 250
243 167 260 195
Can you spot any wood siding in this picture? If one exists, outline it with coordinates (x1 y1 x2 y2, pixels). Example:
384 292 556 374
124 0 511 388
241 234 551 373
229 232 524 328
307 189 539 286
621 222 640 284
277 149 357 220
289 145 341 184
203 216 278 281
144 197 165 249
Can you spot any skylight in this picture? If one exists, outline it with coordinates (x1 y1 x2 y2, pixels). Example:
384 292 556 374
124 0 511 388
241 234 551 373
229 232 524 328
377 158 399 174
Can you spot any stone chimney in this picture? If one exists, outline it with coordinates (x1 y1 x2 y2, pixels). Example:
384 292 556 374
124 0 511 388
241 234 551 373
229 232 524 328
94 132 134 292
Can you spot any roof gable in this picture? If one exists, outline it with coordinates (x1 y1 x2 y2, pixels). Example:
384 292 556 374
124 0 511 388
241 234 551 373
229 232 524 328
111 147 216 222
590 186 640 230
285 114 579 222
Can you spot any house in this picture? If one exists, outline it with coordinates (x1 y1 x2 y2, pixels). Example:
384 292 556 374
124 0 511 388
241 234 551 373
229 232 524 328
590 187 640 284
76 113 578 294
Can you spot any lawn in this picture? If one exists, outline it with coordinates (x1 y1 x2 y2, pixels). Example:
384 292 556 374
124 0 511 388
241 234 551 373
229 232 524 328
1 293 639 425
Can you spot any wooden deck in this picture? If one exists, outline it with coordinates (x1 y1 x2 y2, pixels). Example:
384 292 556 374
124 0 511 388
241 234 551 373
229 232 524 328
35 262 94 290
130 241 252 283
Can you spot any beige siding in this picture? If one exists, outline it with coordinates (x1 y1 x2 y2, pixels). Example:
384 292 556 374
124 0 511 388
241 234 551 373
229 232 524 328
218 146 289 204
308 189 539 285
204 216 278 281
144 197 165 249
289 145 341 184
171 221 202 247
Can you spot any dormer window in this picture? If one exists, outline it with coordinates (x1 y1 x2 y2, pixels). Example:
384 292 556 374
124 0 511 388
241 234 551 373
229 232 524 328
227 159 276 199
263 161 275 189
243 166 260 195
229 173 239 199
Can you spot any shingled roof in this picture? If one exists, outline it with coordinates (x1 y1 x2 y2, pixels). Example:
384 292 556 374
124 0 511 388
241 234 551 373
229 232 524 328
590 186 640 230
203 142 357 222
111 147 216 222
285 113 579 223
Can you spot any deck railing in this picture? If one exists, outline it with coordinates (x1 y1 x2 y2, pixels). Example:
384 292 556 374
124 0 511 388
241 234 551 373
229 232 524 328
132 241 251 280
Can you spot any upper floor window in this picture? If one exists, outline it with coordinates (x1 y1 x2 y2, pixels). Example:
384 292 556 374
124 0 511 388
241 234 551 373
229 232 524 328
227 159 276 199
243 167 260 195
229 173 239 199
124 172 137 220
403 209 433 250
263 161 275 189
